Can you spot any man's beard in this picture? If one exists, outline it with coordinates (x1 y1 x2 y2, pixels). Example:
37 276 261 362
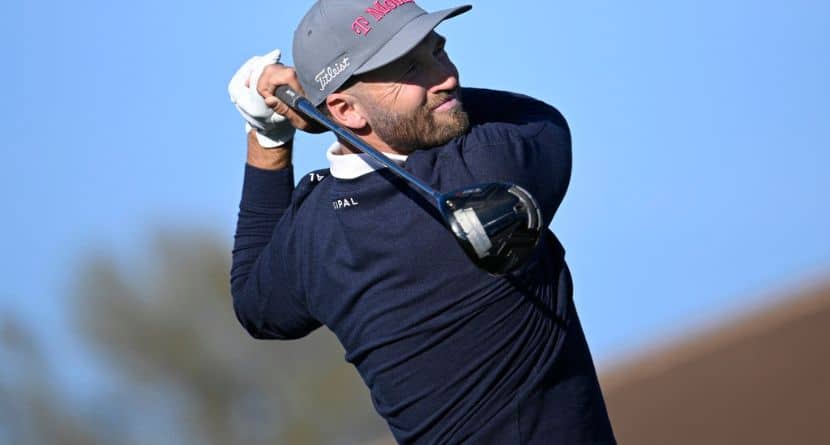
365 93 470 152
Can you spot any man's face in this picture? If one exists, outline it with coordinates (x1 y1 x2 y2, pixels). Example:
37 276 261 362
352 32 470 152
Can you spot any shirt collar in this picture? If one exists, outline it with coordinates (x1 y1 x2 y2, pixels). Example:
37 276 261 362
326 141 408 179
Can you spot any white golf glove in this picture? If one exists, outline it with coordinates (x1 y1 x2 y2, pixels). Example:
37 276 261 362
228 49 296 148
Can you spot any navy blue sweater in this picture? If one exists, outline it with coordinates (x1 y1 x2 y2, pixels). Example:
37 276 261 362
231 88 616 444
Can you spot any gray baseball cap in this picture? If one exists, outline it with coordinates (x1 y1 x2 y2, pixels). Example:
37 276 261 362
293 0 472 106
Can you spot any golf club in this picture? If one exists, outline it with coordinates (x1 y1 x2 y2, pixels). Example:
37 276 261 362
275 86 543 275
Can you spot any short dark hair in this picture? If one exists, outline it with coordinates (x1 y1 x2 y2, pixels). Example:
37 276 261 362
316 101 333 119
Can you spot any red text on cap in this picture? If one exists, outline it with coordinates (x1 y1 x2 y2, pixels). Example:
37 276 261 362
352 0 417 36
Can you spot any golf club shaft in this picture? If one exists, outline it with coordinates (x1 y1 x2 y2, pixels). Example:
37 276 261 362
275 86 442 202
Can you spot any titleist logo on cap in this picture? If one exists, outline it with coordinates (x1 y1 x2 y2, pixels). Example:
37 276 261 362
352 0 417 36
315 56 351 91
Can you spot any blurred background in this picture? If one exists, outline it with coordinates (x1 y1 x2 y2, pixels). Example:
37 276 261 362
5 0 829 444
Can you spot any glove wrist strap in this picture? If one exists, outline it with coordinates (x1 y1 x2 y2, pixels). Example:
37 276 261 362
245 122 296 148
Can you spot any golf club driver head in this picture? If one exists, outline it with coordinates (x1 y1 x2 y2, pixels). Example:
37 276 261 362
439 183 543 275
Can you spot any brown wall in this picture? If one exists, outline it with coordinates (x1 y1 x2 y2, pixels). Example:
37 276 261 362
601 280 830 445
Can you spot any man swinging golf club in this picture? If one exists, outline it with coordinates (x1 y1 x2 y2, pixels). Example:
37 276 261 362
228 1 616 443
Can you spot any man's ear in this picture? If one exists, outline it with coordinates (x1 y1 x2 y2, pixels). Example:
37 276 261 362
325 93 368 131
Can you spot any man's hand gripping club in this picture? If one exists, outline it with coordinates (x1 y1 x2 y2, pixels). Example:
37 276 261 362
228 49 321 148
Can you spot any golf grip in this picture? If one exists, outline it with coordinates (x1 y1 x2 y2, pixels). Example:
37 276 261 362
275 84 302 108
274 85 441 201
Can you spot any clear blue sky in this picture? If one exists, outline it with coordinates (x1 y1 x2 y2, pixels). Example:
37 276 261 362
7 0 829 378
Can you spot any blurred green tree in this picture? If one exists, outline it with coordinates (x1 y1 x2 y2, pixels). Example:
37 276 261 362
66 229 388 445
1 314 106 445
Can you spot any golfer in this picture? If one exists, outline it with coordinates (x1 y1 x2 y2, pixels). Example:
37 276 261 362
228 1 616 443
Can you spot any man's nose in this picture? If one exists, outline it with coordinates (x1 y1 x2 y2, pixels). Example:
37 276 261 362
429 62 459 94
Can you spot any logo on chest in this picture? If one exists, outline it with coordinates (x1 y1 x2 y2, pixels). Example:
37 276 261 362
309 172 327 183
332 196 360 210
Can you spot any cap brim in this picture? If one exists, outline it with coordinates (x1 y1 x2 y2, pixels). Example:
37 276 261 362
354 5 472 75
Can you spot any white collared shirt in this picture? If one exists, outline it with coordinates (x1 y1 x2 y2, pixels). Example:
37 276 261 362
326 141 408 179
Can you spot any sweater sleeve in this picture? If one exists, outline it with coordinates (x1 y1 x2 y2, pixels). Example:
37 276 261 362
230 164 321 340
459 88 573 227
